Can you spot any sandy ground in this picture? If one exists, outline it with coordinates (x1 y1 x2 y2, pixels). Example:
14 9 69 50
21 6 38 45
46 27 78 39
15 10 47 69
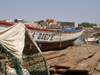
60 43 100 57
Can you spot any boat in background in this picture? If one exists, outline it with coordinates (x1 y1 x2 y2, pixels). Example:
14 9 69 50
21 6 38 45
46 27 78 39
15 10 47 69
0 21 84 51
84 32 100 44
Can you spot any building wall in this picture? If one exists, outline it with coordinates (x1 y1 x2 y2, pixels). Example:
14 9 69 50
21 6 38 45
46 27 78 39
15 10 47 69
74 22 78 27
61 22 78 27
46 19 57 25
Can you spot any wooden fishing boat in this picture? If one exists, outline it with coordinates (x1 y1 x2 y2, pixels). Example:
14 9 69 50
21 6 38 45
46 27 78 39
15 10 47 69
0 21 84 51
84 32 100 44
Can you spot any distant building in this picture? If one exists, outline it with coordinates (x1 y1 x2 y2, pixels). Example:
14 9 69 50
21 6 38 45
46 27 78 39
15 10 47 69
94 24 100 28
23 22 35 27
46 25 62 29
46 21 78 29
46 19 50 24
31 20 40 24
1 20 12 23
14 19 24 23
46 19 57 25
60 22 78 28
93 24 100 32
5 20 12 23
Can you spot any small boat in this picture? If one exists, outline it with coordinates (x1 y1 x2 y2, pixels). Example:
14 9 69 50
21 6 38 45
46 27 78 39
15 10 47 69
0 21 84 51
84 32 100 44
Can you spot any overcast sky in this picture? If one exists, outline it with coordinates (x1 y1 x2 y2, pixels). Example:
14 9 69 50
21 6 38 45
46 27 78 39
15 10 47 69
0 0 100 24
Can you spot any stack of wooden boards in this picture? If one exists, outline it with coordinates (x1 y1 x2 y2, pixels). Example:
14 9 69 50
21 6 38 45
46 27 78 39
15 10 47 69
43 51 100 75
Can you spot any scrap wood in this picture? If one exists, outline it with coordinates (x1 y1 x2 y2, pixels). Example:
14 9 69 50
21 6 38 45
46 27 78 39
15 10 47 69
47 56 66 66
81 52 96 59
95 62 100 71
88 61 99 74
50 53 96 68
45 53 65 60
50 67 67 74
56 68 68 74
50 56 84 69
9 53 65 68
43 51 58 56
69 51 100 72
50 58 69 67
91 70 100 75
23 52 65 60
50 67 56 72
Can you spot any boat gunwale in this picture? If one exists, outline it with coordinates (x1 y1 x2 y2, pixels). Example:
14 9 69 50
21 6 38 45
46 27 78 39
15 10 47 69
27 26 84 33
0 21 84 33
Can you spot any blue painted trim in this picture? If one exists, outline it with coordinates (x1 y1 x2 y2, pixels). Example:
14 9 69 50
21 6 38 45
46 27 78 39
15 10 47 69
59 26 84 32
35 35 81 43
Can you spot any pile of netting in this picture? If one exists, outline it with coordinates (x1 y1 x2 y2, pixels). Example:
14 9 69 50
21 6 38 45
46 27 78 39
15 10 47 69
0 29 50 75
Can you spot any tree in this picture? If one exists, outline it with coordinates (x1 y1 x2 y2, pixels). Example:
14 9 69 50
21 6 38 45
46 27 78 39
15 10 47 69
93 23 97 26
40 20 44 22
38 20 45 24
38 20 45 26
79 22 94 28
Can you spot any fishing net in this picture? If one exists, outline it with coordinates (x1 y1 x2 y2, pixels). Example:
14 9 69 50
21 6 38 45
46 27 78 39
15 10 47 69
0 29 50 75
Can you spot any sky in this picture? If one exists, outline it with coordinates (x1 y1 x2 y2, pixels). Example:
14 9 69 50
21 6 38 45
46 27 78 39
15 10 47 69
0 0 100 24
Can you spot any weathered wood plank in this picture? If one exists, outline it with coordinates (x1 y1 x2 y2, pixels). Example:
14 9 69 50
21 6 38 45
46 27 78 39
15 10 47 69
55 68 68 74
50 67 67 74
70 51 100 72
50 53 95 69
91 71 100 75
43 51 58 56
50 58 69 67
95 62 100 71
47 56 67 66
50 56 84 69
45 53 65 60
